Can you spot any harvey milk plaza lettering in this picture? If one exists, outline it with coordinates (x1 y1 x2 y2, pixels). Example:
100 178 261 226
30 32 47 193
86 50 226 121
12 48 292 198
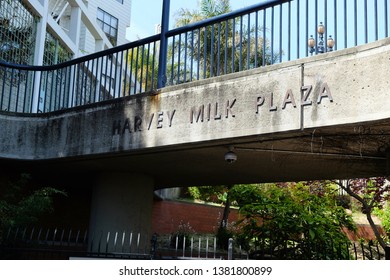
112 82 333 135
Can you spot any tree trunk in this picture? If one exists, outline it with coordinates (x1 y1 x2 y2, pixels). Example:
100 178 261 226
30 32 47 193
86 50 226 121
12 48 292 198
220 194 231 229
337 180 387 251
219 185 232 229
365 211 387 250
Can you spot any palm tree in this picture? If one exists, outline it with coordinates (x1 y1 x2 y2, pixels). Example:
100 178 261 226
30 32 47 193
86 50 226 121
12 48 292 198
126 43 159 94
172 0 232 81
171 0 280 83
174 0 231 26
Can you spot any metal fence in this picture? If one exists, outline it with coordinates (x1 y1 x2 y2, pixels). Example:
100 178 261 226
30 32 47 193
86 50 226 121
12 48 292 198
0 227 152 260
1 227 388 260
1 0 390 114
246 237 388 260
0 227 237 260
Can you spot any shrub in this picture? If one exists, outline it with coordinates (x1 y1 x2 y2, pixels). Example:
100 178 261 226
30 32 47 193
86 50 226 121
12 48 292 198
232 183 356 259
374 203 390 238
169 221 195 248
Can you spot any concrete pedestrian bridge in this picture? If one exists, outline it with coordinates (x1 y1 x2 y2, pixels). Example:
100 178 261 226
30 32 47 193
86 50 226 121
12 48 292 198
2 38 390 187
1 0 390 239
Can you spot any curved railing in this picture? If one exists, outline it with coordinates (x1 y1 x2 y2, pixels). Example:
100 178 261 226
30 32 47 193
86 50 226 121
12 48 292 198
1 0 389 114
0 34 160 113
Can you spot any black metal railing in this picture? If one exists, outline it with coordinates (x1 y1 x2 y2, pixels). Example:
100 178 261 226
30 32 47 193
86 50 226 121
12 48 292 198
0 227 236 260
1 227 387 260
245 237 388 260
1 0 390 114
0 227 153 260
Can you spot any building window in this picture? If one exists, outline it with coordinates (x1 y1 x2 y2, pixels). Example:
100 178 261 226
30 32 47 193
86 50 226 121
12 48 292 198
97 8 118 46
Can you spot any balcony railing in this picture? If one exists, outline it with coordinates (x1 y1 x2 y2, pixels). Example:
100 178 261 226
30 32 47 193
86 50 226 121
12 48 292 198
1 0 389 114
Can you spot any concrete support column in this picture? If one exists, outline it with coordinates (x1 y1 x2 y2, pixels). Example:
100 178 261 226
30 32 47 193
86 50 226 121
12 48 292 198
89 173 154 253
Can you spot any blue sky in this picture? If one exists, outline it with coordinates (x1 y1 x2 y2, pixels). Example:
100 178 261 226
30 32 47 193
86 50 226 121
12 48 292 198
126 0 389 60
127 0 265 41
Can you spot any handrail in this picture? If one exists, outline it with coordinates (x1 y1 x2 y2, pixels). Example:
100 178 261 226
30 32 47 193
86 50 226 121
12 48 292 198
0 34 161 71
165 0 292 37
0 0 291 71
1 0 390 114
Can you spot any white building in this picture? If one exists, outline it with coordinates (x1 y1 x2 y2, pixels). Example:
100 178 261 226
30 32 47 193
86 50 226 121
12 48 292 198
0 0 132 65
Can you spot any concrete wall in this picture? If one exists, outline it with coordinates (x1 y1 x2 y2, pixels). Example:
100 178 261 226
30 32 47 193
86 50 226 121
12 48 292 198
151 199 240 235
151 199 383 241
1 38 390 161
88 172 154 249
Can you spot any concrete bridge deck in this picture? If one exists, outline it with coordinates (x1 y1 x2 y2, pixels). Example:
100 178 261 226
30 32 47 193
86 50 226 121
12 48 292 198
1 38 390 188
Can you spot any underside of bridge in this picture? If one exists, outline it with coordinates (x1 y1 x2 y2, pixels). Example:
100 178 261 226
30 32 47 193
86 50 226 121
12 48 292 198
2 117 389 189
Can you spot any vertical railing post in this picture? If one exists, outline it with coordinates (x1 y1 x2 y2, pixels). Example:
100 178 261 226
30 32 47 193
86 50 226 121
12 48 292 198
67 65 76 108
228 238 233 260
157 0 170 89
150 233 157 259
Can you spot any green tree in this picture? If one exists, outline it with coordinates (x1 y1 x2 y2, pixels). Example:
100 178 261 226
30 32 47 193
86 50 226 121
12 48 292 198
0 173 66 240
187 185 231 227
374 202 390 238
230 182 356 259
172 0 280 83
187 185 226 203
126 44 159 93
187 185 234 248
173 0 231 79
335 178 390 250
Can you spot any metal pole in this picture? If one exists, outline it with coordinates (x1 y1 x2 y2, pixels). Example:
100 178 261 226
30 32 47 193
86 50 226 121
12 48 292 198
228 238 233 260
157 0 170 89
150 233 157 259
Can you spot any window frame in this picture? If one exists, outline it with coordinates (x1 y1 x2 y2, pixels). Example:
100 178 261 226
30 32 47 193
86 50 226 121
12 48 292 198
96 8 119 46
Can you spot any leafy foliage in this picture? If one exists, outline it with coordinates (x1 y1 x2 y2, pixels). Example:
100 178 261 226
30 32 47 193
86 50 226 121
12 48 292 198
375 203 390 237
230 183 356 259
171 0 280 83
0 173 66 239
336 178 390 249
185 182 356 259
187 185 227 204
346 178 389 209
170 220 195 248
126 45 159 93
174 0 231 26
187 185 232 248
